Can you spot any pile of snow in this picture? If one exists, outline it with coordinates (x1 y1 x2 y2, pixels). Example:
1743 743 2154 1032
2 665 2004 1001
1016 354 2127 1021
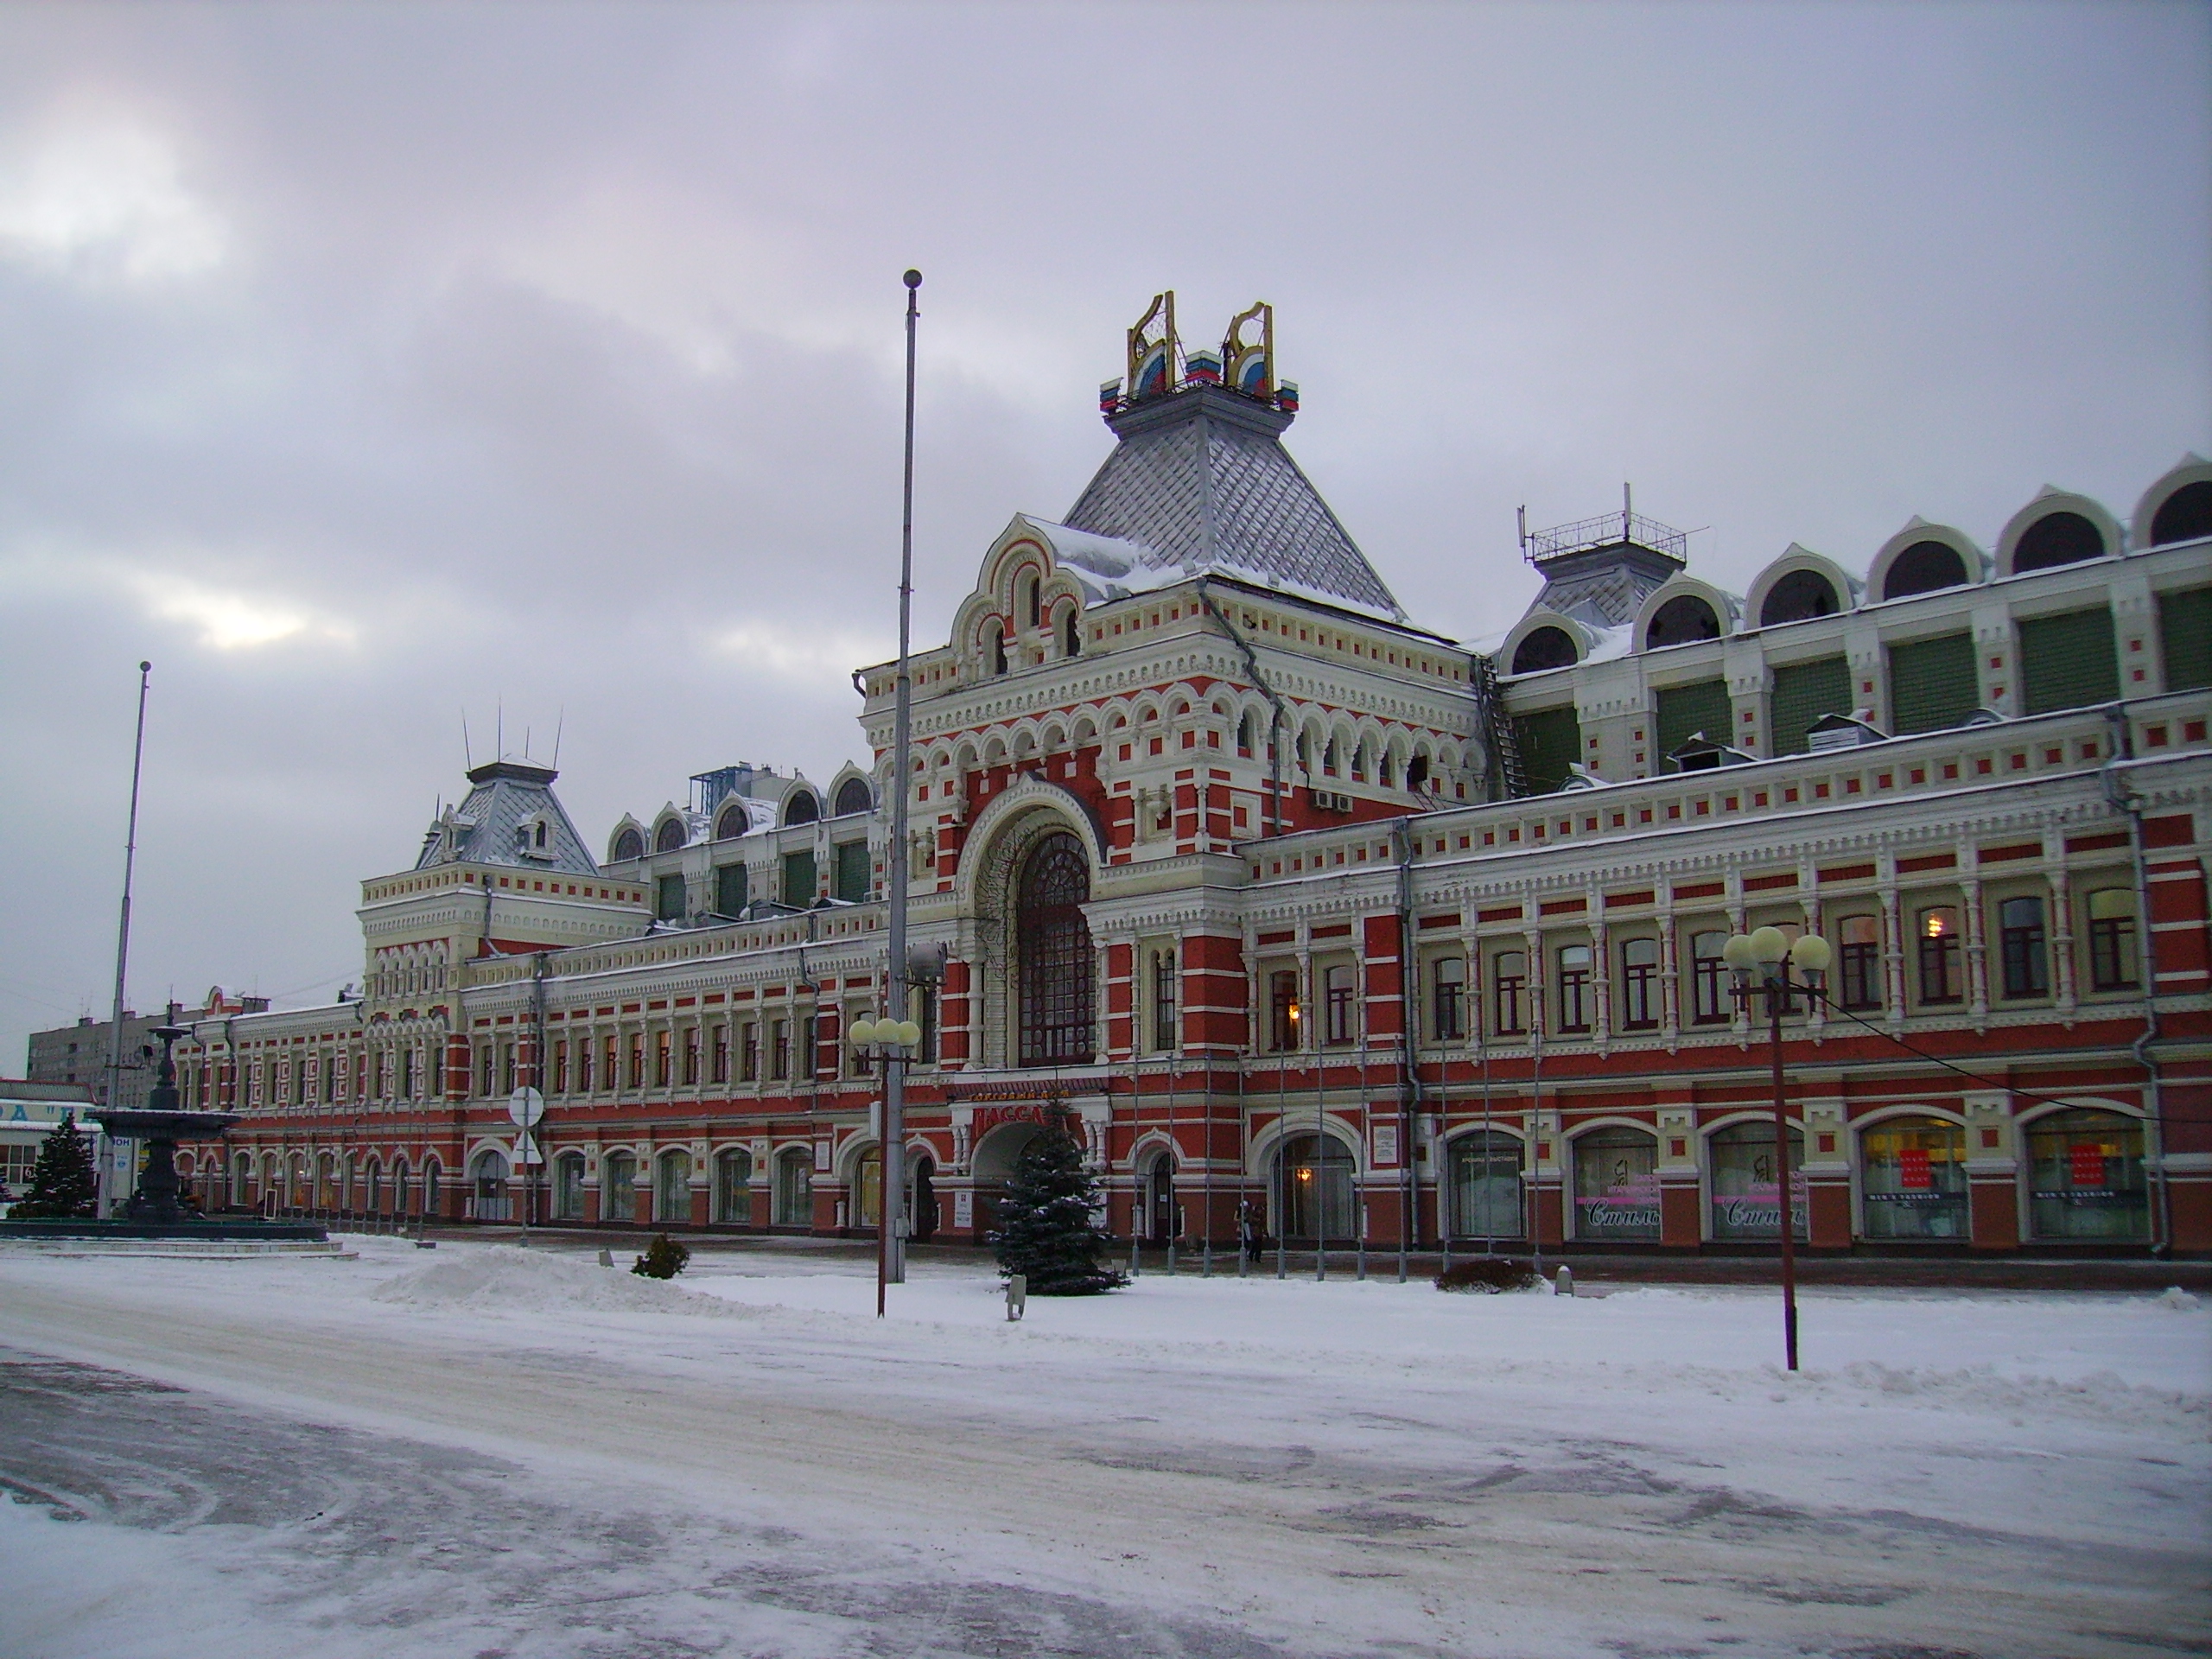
370 1245 754 1318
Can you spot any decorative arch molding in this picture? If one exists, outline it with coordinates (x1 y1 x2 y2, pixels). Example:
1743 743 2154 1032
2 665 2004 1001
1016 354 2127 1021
2132 454 2212 549
1697 1109 1804 1141
2011 1095 2145 1130
1128 1128 1181 1169
1497 610 1594 677
607 816 647 864
1244 1114 1365 1179
1744 545 1859 631
1847 1103 1969 1135
1869 519 1986 603
1995 488 2121 578
1634 575 1740 653
1561 1115 1662 1143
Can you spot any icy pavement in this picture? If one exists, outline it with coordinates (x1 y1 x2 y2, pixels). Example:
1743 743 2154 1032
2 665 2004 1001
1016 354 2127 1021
0 1238 2204 1659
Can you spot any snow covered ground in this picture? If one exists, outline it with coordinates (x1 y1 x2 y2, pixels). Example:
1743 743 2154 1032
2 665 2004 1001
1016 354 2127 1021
0 1236 2204 1658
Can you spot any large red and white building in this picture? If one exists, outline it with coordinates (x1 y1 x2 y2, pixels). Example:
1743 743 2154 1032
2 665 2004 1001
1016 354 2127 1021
179 300 2212 1257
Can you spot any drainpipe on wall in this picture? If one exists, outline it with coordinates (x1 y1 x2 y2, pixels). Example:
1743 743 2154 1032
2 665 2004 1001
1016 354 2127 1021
2103 704 2171 1257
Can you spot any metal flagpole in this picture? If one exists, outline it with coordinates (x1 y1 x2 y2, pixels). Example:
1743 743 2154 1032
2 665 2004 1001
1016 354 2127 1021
105 661 154 1208
880 269 921 1318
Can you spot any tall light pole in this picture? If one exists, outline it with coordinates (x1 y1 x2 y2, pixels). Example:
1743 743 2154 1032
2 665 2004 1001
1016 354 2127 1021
105 661 154 1176
1723 925 1831 1371
879 267 923 1314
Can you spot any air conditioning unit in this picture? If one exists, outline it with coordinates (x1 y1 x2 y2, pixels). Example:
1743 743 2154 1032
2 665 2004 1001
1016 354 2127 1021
1313 789 1355 814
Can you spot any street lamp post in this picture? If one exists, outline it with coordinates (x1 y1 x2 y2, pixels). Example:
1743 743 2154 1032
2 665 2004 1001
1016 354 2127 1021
1722 925 1831 1372
852 1015 924 1317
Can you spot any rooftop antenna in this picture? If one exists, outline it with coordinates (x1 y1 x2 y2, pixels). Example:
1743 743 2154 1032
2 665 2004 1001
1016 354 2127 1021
524 724 531 759
462 711 474 770
496 699 504 760
551 708 564 769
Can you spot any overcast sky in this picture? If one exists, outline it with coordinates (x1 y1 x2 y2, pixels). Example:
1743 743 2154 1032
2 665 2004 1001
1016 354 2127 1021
2 1 2206 1062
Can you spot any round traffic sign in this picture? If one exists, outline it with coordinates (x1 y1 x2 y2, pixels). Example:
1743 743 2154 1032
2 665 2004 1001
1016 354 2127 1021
507 1086 544 1127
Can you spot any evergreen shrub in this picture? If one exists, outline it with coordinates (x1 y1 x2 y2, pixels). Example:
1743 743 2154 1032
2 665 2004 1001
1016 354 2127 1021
1435 1257 1540 1294
632 1233 691 1279
12 1114 99 1219
992 1127 1125 1295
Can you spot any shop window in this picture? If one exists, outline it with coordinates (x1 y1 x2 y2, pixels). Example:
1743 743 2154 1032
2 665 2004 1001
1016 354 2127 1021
653 1149 690 1224
1322 963 1357 1046
1707 1122 1806 1241
1618 938 1659 1029
714 1147 753 1224
774 1147 812 1227
1916 906 1962 1004
2027 1109 2147 1241
1491 951 1528 1035
1430 956 1466 1043
601 1152 636 1223
2087 888 2140 991
1998 896 2049 999
1275 1133 1356 1243
1573 1128 1662 1241
553 1153 585 1221
1689 931 1732 1024
1449 1131 1522 1242
1859 1116 1967 1240
1554 944 1592 1033
1837 914 1883 1011
855 1147 882 1228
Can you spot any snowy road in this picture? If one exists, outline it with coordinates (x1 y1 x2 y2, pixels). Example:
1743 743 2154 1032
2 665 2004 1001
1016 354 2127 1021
0 1240 2204 1659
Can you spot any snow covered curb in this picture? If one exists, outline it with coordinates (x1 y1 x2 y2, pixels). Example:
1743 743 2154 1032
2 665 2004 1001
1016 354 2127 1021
369 1244 758 1318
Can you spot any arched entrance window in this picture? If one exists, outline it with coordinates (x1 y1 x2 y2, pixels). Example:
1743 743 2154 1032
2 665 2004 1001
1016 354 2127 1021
391 1156 410 1217
1448 1131 1523 1243
714 1147 753 1224
601 1152 636 1222
423 1160 442 1219
1017 832 1094 1065
365 1159 382 1215
970 1122 1046 1239
471 1148 509 1223
553 1152 586 1220
911 1155 937 1241
2027 1109 2147 1241
656 1149 692 1224
1274 1133 1355 1243
1859 1116 1967 1239
1143 1151 1178 1241
774 1147 812 1228
1707 1122 1805 1241
1572 1128 1661 1241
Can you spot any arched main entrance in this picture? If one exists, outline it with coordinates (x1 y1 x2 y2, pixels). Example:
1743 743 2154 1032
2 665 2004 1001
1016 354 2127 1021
911 1154 938 1241
1017 832 1094 1066
971 1121 1046 1240
1274 1133 1356 1244
1142 1150 1179 1241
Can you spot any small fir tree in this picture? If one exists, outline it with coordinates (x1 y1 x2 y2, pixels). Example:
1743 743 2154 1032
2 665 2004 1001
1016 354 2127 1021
992 1127 1126 1295
632 1233 690 1279
14 1113 100 1219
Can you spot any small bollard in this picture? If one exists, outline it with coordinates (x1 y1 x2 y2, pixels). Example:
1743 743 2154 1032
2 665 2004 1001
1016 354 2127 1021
1006 1273 1027 1322
1555 1265 1573 1298
598 1248 615 1268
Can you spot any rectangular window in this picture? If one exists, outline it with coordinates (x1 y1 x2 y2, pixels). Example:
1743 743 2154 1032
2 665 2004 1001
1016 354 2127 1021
1150 949 1178 1052
656 873 686 922
682 1027 700 1085
1555 944 1592 1032
1689 931 1732 1024
400 1047 416 1099
500 1042 516 1096
1510 706 1580 796
1770 656 1852 755
781 849 817 909
1618 938 1659 1029
1887 632 1978 734
626 1033 644 1089
552 1040 569 1095
1431 956 1465 1042
1655 680 1732 771
1268 970 1300 1052
799 1014 816 1082
479 1046 494 1098
1323 963 1356 1046
655 1030 671 1087
740 1021 759 1083
1916 906 1963 1003
2087 889 2139 991
1492 951 1527 1035
2158 585 2212 692
770 1019 789 1081
2019 607 2120 715
715 861 748 918
834 841 870 904
1837 914 1882 1011
915 985 938 1064
710 1024 728 1084
1999 896 2049 998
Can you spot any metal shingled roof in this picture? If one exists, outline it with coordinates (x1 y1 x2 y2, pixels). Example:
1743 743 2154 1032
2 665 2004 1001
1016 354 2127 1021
414 760 602 877
1060 386 1405 621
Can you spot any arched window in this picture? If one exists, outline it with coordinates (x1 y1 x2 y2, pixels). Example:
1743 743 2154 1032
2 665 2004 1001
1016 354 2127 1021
834 777 873 817
993 631 1008 676
1645 594 1721 650
1571 1128 1660 1240
1448 1130 1522 1243
1511 626 1577 675
1275 1133 1355 1243
2012 511 2103 573
656 1148 691 1224
1143 1150 1178 1241
471 1148 510 1223
1859 1116 1967 1239
1707 1122 1804 1241
655 818 687 854
612 826 645 861
1883 540 1967 600
2026 1108 2147 1240
554 1152 585 1220
774 1147 812 1227
1017 831 1094 1065
715 804 748 841
1062 608 1080 657
782 791 819 827
714 1147 752 1224
601 1152 635 1222
1758 569 1839 627
2151 480 2212 546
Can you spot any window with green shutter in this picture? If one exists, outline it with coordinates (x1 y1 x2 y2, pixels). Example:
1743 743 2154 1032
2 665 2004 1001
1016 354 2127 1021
2019 607 2119 715
1510 705 1580 795
834 840 870 903
2158 586 2212 692
780 849 817 908
1887 632 1977 734
714 861 748 918
1770 657 1852 755
1655 679 1732 768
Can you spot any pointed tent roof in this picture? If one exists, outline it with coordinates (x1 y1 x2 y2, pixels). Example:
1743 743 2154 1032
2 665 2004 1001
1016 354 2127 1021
414 758 601 878
1055 385 1405 622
